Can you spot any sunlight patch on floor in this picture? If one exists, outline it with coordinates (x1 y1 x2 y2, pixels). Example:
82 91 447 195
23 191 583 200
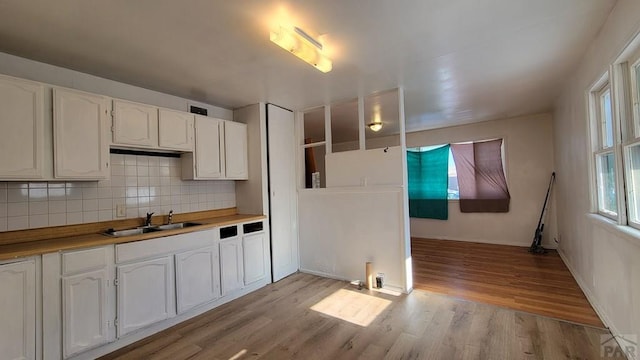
310 288 391 327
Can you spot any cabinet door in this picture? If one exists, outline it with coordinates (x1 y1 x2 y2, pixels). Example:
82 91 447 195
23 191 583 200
224 121 248 179
219 238 243 296
175 246 220 314
243 232 266 285
62 269 110 357
194 116 224 179
158 109 194 151
0 75 44 180
53 88 110 179
112 99 158 148
116 256 175 337
0 260 36 360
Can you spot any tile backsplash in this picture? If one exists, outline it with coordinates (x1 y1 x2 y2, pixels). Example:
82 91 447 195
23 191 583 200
0 154 236 231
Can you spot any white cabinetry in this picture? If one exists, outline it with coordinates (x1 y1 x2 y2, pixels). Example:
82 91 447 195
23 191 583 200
158 108 194 151
224 120 249 179
220 235 243 296
182 115 223 179
243 231 267 285
116 256 175 337
112 99 159 148
61 246 114 358
182 117 248 180
53 88 110 180
0 259 36 360
0 75 44 180
175 246 220 314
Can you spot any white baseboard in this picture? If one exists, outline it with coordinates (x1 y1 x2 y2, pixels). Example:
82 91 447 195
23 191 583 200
298 268 406 294
413 235 558 249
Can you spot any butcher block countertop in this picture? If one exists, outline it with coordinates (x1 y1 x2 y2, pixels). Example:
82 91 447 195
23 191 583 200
0 208 265 261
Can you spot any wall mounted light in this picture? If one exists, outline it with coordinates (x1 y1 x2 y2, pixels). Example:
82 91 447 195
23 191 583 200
270 26 332 73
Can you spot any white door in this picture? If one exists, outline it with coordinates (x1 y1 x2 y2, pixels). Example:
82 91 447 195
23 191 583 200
194 116 224 179
112 99 159 147
53 88 110 179
219 238 243 296
243 232 266 285
175 246 220 314
62 269 110 357
224 121 248 179
0 75 44 180
158 108 194 151
0 260 36 360
267 105 298 281
116 256 175 337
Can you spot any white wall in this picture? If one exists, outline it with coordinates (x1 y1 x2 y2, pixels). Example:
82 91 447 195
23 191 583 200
553 0 640 343
406 113 556 248
0 51 232 119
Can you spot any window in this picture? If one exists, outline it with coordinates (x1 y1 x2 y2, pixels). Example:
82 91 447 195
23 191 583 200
590 82 618 219
411 145 459 199
624 58 640 227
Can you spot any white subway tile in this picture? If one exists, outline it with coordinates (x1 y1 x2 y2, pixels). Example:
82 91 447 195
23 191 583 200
66 212 83 225
125 176 137 187
47 182 65 189
49 201 66 214
136 156 149 167
98 198 112 211
125 197 138 207
29 188 48 200
137 165 149 177
111 175 125 187
49 213 66 226
48 188 66 199
111 154 125 166
7 182 28 189
124 156 137 166
82 199 98 212
148 157 159 167
29 214 48 228
112 187 126 198
8 202 28 217
0 188 6 203
97 187 112 199
83 211 98 223
0 217 7 231
7 188 28 203
0 203 6 217
65 187 82 200
125 208 138 219
82 187 98 200
66 200 82 213
138 177 150 187
98 210 113 221
7 216 29 230
29 201 49 215
125 165 137 177
28 182 48 189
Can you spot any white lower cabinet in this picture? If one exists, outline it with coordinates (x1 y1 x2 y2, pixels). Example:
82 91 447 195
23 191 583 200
60 245 115 358
0 260 36 360
62 269 110 357
116 256 175 338
220 237 244 296
243 232 267 285
175 246 220 314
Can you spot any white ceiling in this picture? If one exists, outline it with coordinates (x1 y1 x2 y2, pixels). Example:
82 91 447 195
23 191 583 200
0 0 616 132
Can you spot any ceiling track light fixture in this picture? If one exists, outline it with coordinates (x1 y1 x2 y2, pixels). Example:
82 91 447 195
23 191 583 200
270 25 332 73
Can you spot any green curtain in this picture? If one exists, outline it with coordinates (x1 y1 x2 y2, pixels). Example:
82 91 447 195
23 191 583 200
407 145 450 220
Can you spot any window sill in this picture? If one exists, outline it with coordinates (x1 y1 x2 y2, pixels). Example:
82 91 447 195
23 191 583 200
586 213 640 245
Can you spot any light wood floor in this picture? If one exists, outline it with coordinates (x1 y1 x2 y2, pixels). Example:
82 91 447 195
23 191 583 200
411 238 604 328
100 272 622 360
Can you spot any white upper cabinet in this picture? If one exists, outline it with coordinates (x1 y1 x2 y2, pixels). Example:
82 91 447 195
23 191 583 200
53 88 110 180
112 99 159 148
182 117 248 180
0 260 36 360
182 115 223 179
224 120 248 180
158 108 194 151
0 75 44 180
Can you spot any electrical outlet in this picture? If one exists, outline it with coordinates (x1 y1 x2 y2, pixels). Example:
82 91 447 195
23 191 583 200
116 204 126 217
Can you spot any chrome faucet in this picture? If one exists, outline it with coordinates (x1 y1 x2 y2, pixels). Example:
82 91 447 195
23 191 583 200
145 212 154 227
168 210 173 224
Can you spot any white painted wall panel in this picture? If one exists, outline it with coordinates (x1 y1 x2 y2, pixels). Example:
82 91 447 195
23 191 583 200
325 146 403 187
553 0 640 342
299 187 405 292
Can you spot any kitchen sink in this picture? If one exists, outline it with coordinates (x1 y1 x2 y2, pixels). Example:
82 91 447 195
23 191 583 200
153 222 202 230
104 222 202 237
104 227 161 237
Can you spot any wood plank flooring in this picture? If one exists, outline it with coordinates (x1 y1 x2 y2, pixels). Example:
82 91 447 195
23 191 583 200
411 238 604 328
100 273 622 360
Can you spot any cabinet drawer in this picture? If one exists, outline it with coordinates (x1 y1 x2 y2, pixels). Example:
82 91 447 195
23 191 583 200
62 246 110 276
116 229 216 264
